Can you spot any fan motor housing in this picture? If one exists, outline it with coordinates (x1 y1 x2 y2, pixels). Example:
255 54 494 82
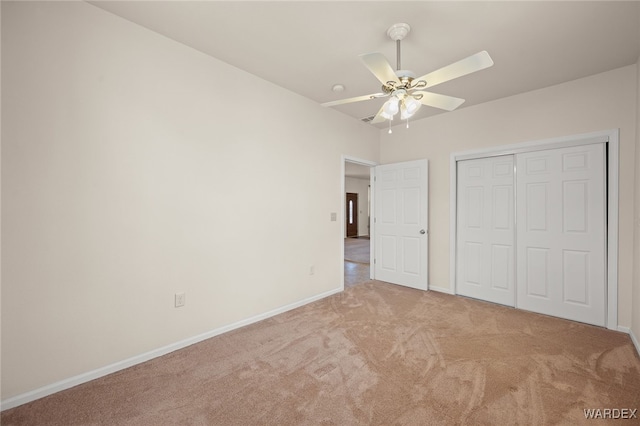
382 69 416 93
397 70 415 86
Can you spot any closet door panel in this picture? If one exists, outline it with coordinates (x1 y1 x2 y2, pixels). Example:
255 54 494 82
516 143 606 326
456 156 515 306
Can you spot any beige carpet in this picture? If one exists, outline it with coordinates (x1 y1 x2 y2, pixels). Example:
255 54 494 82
3 281 639 425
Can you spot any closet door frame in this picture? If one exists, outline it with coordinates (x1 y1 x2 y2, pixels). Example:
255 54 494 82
449 129 619 330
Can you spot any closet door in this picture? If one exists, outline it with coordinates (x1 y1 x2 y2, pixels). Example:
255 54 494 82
456 155 515 306
516 143 606 326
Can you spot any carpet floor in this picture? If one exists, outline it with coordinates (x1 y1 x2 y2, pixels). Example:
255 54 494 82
3 281 639 425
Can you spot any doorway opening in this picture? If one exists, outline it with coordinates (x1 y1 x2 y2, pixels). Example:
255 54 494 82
343 158 375 288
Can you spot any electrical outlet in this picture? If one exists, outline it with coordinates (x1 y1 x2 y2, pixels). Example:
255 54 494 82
175 292 186 308
309 265 315 275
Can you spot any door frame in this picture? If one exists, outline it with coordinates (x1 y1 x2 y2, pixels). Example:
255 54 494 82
449 129 619 330
342 156 378 290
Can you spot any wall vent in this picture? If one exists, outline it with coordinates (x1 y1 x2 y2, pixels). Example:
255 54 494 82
361 115 376 123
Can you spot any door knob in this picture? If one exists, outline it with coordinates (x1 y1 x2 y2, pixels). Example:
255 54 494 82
420 229 426 234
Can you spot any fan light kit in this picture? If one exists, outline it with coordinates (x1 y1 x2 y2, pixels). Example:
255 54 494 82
322 23 494 133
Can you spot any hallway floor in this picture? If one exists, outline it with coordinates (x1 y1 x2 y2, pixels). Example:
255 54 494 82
344 237 370 288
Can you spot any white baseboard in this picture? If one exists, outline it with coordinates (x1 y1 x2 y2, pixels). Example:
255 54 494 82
0 287 343 411
429 285 455 295
617 325 629 333
617 326 640 357
627 328 640 357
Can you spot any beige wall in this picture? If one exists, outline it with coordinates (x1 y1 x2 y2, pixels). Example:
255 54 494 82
1 2 379 400
379 65 638 328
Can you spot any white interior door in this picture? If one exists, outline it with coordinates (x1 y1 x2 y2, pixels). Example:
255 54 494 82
456 155 515 306
374 159 428 290
516 143 606 326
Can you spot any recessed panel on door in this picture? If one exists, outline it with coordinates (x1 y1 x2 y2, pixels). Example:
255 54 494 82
464 242 482 286
381 189 396 223
492 186 511 230
380 235 397 271
403 188 420 225
563 181 588 233
466 187 483 228
525 247 549 298
402 237 421 276
526 183 548 231
563 250 589 305
491 244 511 290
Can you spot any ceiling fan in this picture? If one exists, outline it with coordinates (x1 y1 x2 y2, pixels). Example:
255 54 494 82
322 23 494 129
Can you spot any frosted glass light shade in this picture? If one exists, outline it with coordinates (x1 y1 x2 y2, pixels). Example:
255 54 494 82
382 97 400 118
404 96 421 114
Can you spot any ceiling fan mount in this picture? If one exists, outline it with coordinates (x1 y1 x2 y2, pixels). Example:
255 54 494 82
387 22 411 42
321 22 494 126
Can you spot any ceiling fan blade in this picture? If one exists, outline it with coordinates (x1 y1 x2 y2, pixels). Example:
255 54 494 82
415 51 494 88
321 93 386 107
412 91 466 111
370 104 387 124
359 53 401 87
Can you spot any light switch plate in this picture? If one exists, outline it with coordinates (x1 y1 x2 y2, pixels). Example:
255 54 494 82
175 292 186 308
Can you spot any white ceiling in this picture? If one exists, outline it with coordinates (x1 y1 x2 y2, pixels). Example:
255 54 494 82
90 1 640 128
